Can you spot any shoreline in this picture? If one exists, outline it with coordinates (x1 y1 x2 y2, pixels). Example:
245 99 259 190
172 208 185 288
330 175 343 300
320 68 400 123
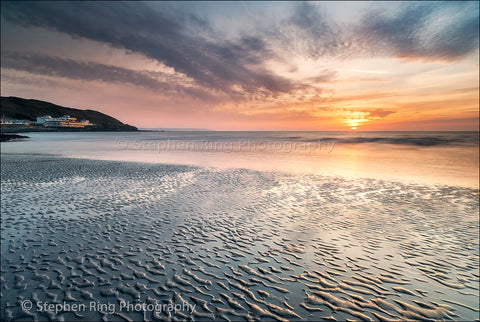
1 130 477 188
0 127 138 133
2 152 479 191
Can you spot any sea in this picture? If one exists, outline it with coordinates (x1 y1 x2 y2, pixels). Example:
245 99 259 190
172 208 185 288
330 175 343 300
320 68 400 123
2 131 478 188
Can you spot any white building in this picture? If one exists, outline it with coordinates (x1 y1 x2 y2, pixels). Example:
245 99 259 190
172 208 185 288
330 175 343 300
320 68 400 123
36 115 70 124
36 115 93 128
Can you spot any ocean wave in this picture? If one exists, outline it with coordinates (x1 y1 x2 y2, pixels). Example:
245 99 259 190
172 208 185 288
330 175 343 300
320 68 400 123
309 135 479 146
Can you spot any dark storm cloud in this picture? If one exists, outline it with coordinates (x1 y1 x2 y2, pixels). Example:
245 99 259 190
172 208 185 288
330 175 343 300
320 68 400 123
0 1 299 98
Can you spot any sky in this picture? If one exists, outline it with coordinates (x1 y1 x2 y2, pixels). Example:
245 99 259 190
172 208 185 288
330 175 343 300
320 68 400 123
1 1 478 131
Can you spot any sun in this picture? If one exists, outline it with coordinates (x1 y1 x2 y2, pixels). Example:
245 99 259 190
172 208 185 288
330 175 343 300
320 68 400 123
345 113 364 130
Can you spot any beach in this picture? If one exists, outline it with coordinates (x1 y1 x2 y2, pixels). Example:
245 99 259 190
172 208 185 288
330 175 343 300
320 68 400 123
1 153 478 321
2 0 479 320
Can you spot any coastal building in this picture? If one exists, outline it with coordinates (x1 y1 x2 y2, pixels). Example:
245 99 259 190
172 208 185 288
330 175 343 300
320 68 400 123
1 115 93 128
0 117 31 125
36 115 93 128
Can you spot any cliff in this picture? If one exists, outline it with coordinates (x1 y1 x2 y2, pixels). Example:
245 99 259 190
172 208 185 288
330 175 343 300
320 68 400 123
1 96 137 131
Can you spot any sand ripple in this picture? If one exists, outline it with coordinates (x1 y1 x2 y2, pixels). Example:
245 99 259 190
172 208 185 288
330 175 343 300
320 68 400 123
1 155 478 321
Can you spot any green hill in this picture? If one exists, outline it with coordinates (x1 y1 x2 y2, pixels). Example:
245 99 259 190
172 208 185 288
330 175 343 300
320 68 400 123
1 96 137 131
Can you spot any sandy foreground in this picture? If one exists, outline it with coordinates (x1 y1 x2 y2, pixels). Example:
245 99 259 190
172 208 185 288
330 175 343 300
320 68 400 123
1 154 479 321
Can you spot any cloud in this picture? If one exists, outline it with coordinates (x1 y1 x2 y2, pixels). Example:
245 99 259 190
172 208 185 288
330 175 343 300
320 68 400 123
1 51 222 102
356 1 479 60
339 108 396 120
1 70 61 88
2 52 162 88
324 91 400 104
2 50 333 106
1 0 477 113
3 1 478 68
282 2 345 59
274 1 478 61
306 70 338 83
0 1 304 100
360 109 396 119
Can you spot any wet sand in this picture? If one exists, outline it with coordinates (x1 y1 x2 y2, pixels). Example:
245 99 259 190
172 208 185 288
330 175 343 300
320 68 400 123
1 154 479 321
